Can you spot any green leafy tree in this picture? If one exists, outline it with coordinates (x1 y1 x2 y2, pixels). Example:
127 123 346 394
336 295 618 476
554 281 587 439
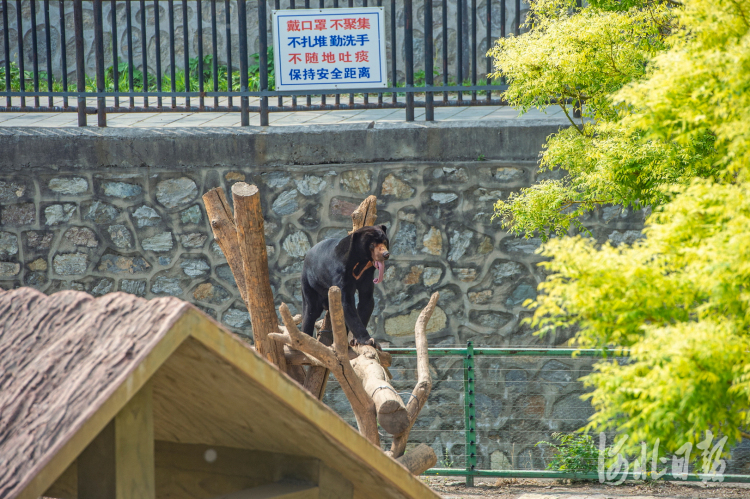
490 0 750 457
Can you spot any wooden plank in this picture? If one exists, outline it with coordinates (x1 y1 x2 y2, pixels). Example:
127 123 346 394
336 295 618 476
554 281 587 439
154 441 322 499
78 420 116 499
115 382 155 499
212 482 319 499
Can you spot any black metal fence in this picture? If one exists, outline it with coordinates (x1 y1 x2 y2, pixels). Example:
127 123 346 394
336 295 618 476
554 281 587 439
0 0 524 126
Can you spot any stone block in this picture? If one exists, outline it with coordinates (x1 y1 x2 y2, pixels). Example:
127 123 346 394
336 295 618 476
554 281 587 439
2 203 35 226
53 253 88 275
0 232 19 258
132 205 161 227
385 305 447 337
155 177 198 209
142 232 173 252
64 227 98 248
98 254 151 274
49 176 88 195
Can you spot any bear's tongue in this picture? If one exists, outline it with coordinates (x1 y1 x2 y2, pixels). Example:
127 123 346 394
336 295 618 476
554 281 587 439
373 260 385 284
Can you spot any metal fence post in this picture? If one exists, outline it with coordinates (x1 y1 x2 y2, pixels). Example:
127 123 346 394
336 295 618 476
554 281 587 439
2 0 10 109
404 0 414 121
463 340 477 486
424 0 434 121
238 0 250 125
258 0 269 126
73 0 86 126
93 0 107 126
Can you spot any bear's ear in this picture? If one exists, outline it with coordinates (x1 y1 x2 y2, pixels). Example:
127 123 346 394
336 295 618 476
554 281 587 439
379 224 387 234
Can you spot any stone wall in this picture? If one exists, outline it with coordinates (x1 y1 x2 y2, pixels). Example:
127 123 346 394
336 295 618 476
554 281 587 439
0 160 648 470
0 161 648 347
0 0 530 83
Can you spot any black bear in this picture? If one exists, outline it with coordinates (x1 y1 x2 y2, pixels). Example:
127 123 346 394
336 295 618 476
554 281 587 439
300 225 389 347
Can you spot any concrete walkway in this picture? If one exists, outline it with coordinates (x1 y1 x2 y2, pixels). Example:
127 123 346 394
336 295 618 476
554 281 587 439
0 105 566 127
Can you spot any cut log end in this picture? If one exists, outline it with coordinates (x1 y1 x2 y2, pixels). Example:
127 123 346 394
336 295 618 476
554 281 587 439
396 444 437 476
377 408 410 436
231 182 259 197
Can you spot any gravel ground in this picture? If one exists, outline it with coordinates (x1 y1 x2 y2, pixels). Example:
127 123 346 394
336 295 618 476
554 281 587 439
423 477 750 499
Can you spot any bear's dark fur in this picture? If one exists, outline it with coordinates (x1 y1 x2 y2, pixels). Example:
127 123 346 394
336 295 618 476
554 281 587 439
300 225 390 346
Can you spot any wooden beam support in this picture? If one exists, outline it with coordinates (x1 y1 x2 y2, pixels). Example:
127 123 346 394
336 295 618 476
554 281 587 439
77 383 155 499
231 182 287 374
114 382 155 499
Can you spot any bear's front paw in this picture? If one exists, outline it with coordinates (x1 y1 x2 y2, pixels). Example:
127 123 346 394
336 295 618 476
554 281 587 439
349 336 382 351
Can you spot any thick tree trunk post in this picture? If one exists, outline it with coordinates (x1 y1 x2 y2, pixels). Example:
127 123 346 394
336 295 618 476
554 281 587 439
396 444 437 475
349 195 378 233
390 292 439 458
202 188 247 305
231 183 287 374
304 313 332 399
351 346 408 436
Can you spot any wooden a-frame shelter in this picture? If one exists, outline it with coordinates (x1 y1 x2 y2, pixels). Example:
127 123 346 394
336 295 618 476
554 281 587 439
0 287 440 499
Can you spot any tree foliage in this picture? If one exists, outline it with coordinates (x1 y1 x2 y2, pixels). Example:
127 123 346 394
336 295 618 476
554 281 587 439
490 0 750 457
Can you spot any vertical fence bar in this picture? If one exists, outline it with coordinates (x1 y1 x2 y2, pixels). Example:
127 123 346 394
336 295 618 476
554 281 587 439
514 0 519 36
43 0 53 107
404 0 413 121
225 0 232 108
197 0 204 110
463 341 476 487
154 0 163 109
94 0 106 125
60 0 69 108
111 0 119 107
238 0 249 124
305 0 311 108
126 0 135 107
211 0 218 108
140 0 148 106
14 0 23 108
441 0 447 103
362 0 368 108
2 0 9 108
182 0 189 108
30 0 39 107
258 0 269 124
319 0 325 108
424 0 433 121
290 0 297 110
275 0 282 108
376 0 382 106
456 0 462 103
347 0 353 108
169 0 176 107
73 0 86 125
485 0 491 103
470 0 476 102
334 0 339 108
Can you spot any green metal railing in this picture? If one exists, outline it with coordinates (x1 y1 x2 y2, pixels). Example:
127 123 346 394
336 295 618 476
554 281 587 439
382 341 750 485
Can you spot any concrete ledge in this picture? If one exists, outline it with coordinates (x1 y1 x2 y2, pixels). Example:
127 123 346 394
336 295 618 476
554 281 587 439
0 119 570 169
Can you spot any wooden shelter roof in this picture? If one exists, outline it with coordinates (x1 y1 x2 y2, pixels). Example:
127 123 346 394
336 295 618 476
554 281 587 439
0 288 438 499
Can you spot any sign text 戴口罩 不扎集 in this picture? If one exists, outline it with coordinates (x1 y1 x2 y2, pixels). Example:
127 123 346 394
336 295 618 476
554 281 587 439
273 8 388 91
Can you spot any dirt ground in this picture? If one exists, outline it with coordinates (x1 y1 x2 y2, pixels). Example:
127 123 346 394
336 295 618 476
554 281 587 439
423 477 750 498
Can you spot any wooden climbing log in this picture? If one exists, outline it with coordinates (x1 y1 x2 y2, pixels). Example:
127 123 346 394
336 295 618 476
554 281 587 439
202 188 247 305
349 195 378 233
390 292 439 458
303 313 332 400
351 346 408 436
270 288 380 447
396 444 437 476
231 183 287 374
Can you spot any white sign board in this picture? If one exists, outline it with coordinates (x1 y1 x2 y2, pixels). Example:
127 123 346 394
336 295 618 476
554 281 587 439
272 7 387 91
